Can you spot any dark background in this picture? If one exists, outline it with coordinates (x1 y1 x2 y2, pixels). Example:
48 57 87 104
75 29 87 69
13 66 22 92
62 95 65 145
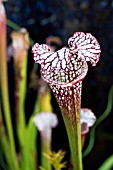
3 0 113 169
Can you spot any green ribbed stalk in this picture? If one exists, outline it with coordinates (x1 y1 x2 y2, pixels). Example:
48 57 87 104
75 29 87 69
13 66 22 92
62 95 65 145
0 101 13 170
15 50 30 170
62 113 82 170
41 129 52 170
0 23 19 170
0 1 19 169
11 29 30 170
53 83 83 170
62 86 83 170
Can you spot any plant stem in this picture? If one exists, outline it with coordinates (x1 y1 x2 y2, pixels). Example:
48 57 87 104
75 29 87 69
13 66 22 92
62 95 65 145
41 129 52 170
60 84 83 170
62 114 82 170
15 51 29 170
0 30 19 170
0 2 19 169
11 28 31 170
0 102 12 170
27 117 38 170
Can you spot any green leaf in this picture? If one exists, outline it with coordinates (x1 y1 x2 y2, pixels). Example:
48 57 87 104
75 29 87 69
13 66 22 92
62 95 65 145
98 155 113 170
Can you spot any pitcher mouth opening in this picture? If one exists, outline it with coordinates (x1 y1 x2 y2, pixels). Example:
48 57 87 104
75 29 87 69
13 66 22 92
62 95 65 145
41 60 88 87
